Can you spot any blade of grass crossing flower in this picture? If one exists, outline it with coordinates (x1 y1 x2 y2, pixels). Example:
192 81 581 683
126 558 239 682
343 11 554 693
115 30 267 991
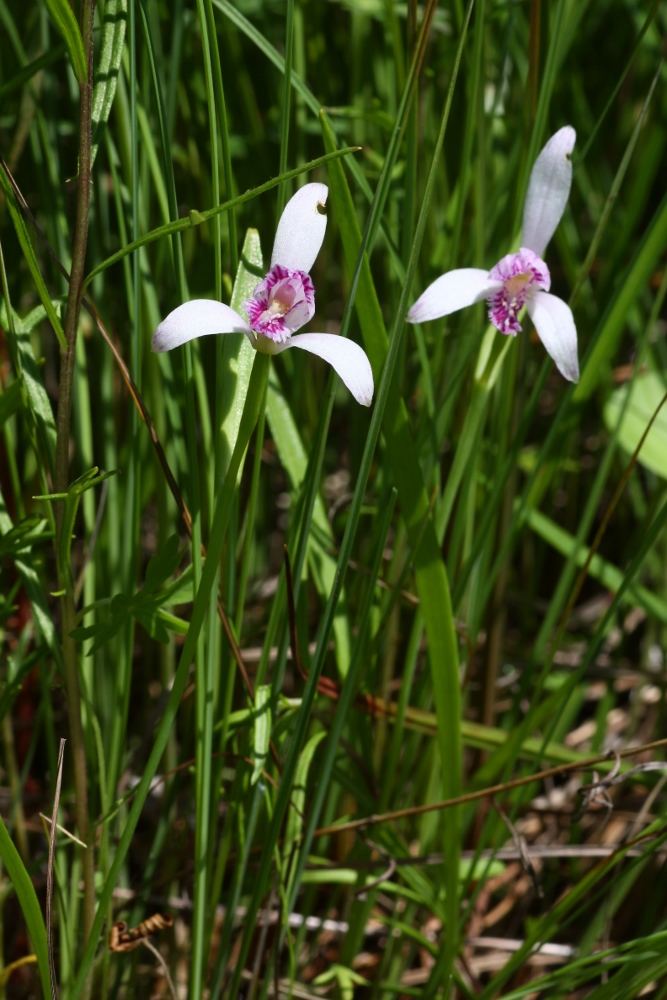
213 0 408 279
82 147 360 288
69 352 271 1000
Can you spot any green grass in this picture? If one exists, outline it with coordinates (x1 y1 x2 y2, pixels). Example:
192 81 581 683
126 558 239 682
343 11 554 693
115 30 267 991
1 0 667 998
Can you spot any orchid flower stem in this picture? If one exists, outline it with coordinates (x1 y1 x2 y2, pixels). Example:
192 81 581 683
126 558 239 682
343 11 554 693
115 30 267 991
52 0 96 972
69 351 270 999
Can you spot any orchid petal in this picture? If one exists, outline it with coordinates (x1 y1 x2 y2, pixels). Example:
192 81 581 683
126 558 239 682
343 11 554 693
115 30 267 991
407 269 500 324
271 183 329 274
152 300 250 353
276 333 374 406
527 291 579 383
521 126 576 258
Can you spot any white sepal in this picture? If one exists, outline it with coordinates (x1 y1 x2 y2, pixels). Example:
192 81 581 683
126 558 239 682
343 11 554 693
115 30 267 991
277 333 374 406
527 290 579 383
271 183 329 274
521 126 576 258
152 300 250 353
407 269 499 324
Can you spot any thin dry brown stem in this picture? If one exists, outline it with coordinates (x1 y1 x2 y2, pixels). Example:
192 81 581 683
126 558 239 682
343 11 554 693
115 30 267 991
313 737 667 839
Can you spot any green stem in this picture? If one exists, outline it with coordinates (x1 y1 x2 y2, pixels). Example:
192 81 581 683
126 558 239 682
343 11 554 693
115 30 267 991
52 0 96 963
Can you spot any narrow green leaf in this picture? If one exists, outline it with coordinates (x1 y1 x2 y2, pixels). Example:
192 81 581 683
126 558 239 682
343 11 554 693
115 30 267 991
41 0 88 84
603 371 667 479
0 378 22 427
575 190 667 401
524 505 667 625
218 229 263 479
0 44 66 100
0 815 50 998
0 302 57 475
284 730 326 870
83 146 359 288
251 685 272 785
144 534 183 593
0 169 67 352
90 0 128 166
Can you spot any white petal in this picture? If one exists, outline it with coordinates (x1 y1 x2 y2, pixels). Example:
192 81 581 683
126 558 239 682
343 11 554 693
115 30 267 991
276 333 374 406
527 291 579 382
521 126 576 258
407 269 499 324
271 183 328 274
152 300 250 352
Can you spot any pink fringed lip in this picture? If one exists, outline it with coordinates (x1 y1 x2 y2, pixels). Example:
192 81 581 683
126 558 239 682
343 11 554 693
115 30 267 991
243 264 315 343
487 248 550 335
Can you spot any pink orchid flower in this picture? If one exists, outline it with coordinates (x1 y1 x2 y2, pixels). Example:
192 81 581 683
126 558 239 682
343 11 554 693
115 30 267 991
407 127 579 382
152 184 374 406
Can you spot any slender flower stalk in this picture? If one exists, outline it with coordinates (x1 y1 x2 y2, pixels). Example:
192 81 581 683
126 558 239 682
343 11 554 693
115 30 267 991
152 184 375 406
408 127 579 382
53 0 96 959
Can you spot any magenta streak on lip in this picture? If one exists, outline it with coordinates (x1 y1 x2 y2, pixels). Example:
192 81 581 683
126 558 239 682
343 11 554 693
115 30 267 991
243 263 315 343
486 248 550 335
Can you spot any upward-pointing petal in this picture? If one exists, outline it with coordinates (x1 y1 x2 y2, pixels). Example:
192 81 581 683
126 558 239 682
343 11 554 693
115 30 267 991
407 269 499 324
521 126 576 258
271 183 329 274
527 291 579 383
276 333 374 406
152 300 250 353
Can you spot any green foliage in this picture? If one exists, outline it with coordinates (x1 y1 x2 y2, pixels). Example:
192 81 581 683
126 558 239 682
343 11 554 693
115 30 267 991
2 0 667 997
70 533 188 653
40 0 88 84
605 371 667 479
0 815 50 997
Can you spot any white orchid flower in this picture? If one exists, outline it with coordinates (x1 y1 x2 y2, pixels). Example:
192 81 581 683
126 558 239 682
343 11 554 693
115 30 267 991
152 184 374 406
407 127 579 382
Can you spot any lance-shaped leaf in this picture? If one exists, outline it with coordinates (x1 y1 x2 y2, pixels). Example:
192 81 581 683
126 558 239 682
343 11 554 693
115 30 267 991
41 0 88 85
90 0 127 166
0 168 67 353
